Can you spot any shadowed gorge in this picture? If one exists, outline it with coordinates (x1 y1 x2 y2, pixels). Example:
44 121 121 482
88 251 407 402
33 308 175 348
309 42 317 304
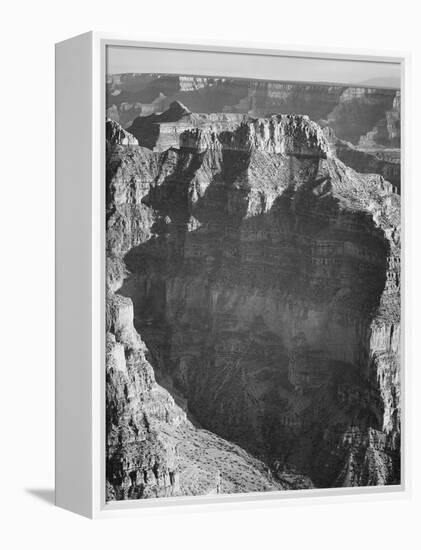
105 104 400 499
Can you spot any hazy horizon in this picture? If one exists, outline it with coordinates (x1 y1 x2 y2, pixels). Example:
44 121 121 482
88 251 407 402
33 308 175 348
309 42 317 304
107 46 401 89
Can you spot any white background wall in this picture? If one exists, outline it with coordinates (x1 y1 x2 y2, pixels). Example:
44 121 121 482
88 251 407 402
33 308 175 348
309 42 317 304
1 0 419 548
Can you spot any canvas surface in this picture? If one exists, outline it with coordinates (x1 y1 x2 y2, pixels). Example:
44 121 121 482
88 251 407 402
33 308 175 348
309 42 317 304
105 49 401 501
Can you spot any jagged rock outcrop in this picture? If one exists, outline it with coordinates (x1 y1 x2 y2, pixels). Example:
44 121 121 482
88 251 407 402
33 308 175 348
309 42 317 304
323 127 400 192
106 105 400 497
106 285 288 500
106 119 138 145
107 75 399 147
180 115 329 156
127 101 244 152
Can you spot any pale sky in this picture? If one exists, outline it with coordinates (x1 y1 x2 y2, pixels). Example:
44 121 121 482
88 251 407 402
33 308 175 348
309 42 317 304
107 46 401 88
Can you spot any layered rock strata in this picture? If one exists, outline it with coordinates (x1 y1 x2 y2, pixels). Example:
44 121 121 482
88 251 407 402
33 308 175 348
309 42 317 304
106 109 400 498
359 91 401 148
106 288 287 499
323 127 400 192
107 75 399 148
106 119 139 146
127 101 245 152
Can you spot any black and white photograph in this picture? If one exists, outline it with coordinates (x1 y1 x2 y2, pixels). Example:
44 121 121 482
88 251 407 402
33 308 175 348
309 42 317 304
105 47 401 500
4 0 421 547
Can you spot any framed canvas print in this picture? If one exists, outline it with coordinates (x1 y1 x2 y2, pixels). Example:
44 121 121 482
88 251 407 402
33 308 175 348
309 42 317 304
55 32 409 518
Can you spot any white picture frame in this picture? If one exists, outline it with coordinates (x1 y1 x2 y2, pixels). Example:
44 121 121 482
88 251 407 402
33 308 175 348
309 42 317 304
55 31 410 518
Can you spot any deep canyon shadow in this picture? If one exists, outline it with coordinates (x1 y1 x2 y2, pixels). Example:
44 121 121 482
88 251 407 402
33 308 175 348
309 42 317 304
115 146 394 487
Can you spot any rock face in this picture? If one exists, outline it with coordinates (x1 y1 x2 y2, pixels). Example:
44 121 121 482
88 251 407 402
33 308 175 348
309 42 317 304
322 87 398 145
323 127 400 192
107 75 399 146
108 76 401 198
106 119 139 146
127 101 245 152
106 105 400 499
106 285 288 500
359 91 401 148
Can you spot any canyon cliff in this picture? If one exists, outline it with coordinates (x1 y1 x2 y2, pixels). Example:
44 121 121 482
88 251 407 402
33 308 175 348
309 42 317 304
107 75 400 146
106 292 290 499
323 127 400 192
106 107 400 500
107 76 401 191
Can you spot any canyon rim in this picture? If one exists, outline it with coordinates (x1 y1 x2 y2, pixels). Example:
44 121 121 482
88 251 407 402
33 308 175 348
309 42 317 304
105 61 401 501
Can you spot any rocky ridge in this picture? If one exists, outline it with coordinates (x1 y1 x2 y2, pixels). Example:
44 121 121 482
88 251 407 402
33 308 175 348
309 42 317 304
323 127 400 192
106 288 289 499
106 119 139 146
106 107 400 499
107 75 400 147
